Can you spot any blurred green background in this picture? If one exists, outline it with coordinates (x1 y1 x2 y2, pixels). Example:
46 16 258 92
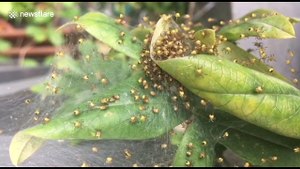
0 2 231 67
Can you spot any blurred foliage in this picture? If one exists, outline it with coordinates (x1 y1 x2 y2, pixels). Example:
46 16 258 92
0 39 12 52
0 2 229 68
109 2 188 23
0 2 82 46
0 2 82 65
11 9 300 167
21 58 39 68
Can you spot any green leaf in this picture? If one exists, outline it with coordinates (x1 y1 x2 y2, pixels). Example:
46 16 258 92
55 55 83 74
149 12 300 166
219 128 300 166
31 55 83 95
130 26 152 41
43 56 54 66
30 83 45 94
0 2 12 16
47 27 64 46
60 12 143 60
289 17 300 25
187 101 300 166
0 39 11 52
170 130 184 146
0 55 11 63
31 40 132 96
194 29 216 47
34 56 130 97
23 71 190 140
21 58 39 68
61 2 77 8
106 49 127 61
9 131 45 166
173 119 215 167
218 9 299 41
214 111 300 148
26 26 47 43
59 3 81 20
22 65 190 164
32 15 53 24
217 41 289 83
155 54 300 139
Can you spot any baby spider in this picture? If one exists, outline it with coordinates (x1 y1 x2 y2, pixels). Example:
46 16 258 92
222 47 232 54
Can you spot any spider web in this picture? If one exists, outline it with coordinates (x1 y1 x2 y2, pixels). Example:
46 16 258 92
0 30 180 167
0 19 299 167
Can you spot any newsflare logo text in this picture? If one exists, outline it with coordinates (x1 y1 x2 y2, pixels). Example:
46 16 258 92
8 10 54 19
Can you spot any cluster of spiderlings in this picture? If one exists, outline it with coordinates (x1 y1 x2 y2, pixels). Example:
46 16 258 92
251 40 299 88
140 50 192 112
152 24 191 60
139 14 218 118
191 36 220 56
184 142 194 166
99 95 120 111
251 42 276 63
18 10 300 167
115 14 127 25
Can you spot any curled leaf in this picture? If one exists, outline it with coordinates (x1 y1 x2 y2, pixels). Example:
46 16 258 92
151 14 300 139
194 29 216 48
155 54 300 139
289 17 300 25
218 9 299 41
9 131 45 166
60 12 143 60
